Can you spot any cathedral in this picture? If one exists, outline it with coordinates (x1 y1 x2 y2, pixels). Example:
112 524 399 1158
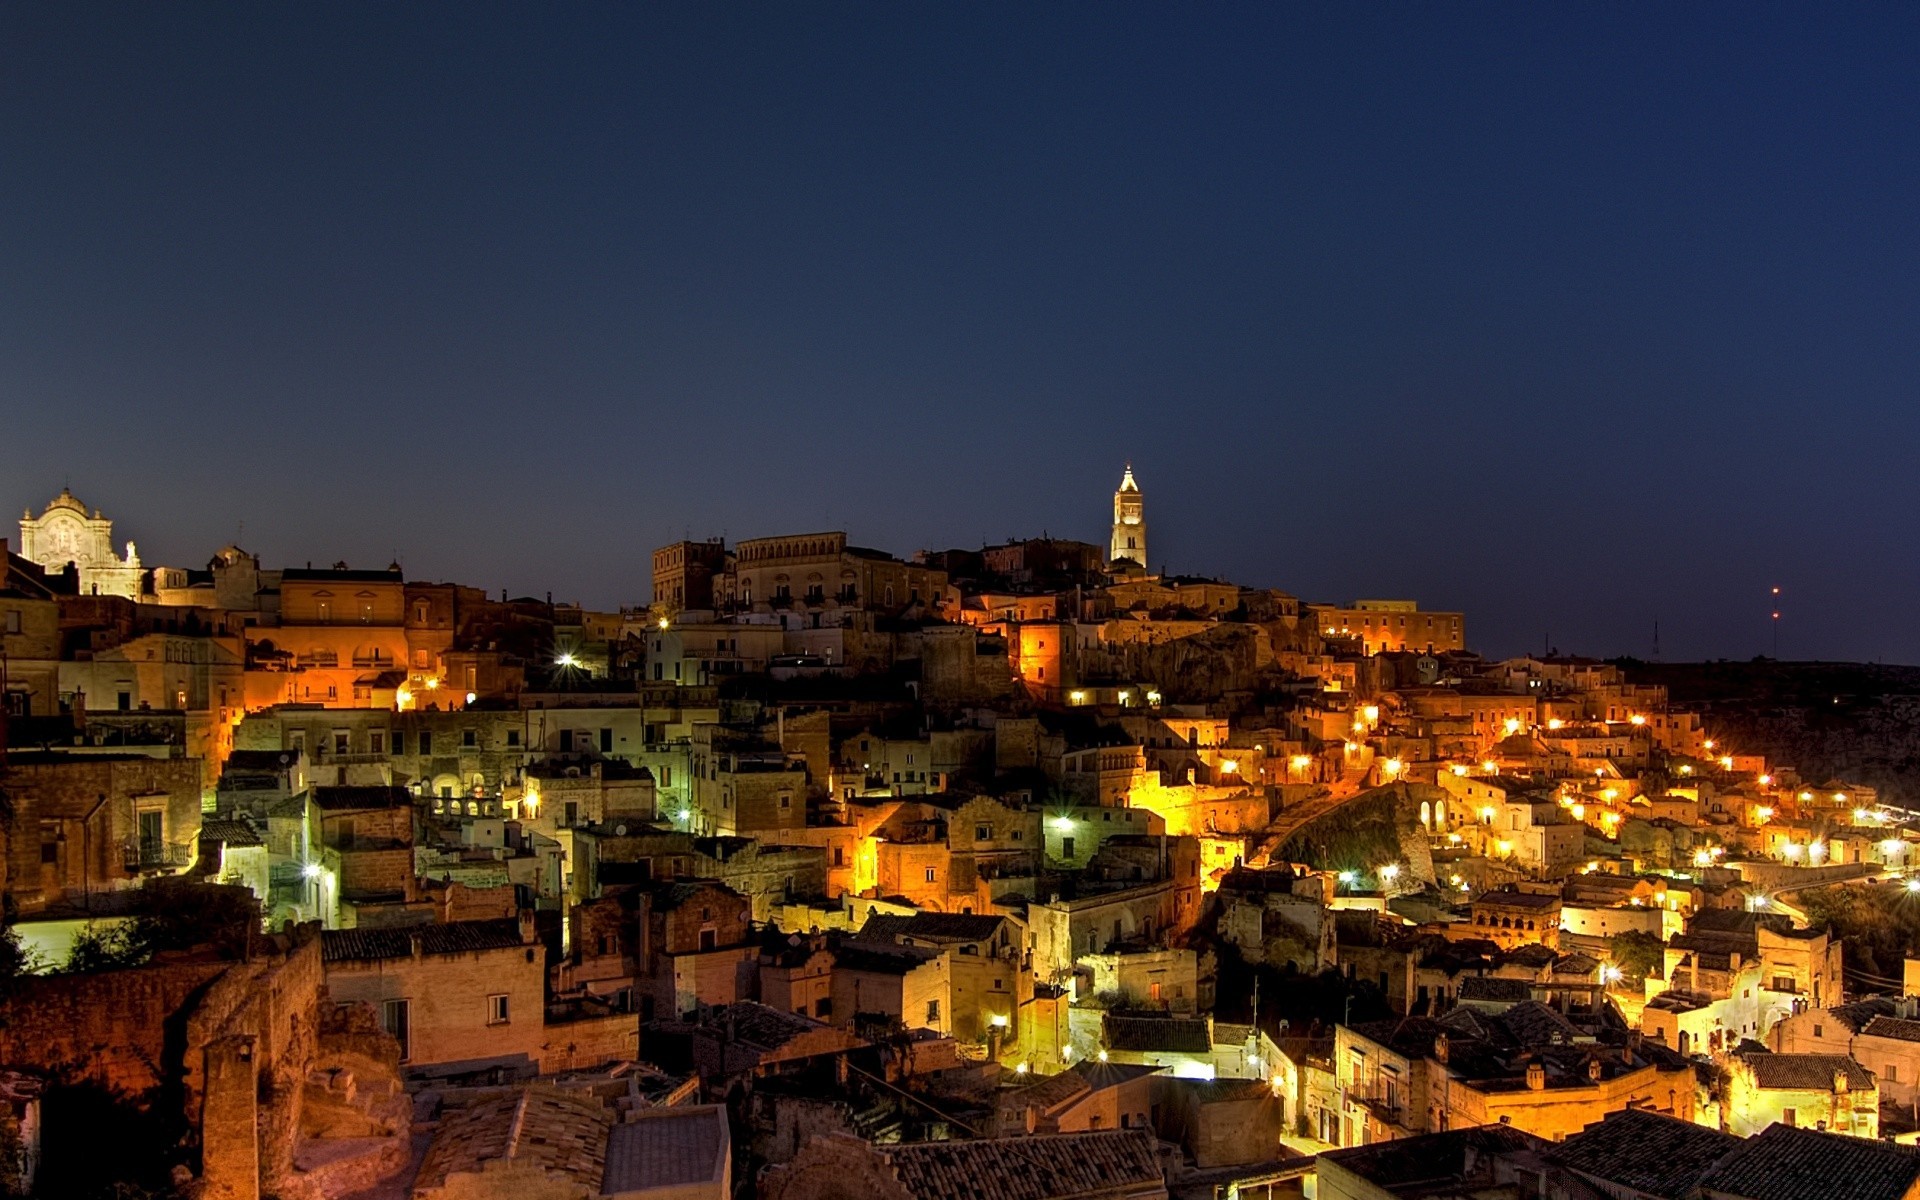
1109 464 1146 568
18 487 144 597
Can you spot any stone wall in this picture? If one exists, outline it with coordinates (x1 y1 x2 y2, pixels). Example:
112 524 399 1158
537 1012 639 1073
0 957 230 1099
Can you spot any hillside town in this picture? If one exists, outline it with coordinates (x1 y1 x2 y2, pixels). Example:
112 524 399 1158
2 470 1918 1200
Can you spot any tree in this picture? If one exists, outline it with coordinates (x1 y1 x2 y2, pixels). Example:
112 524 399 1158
1608 930 1665 985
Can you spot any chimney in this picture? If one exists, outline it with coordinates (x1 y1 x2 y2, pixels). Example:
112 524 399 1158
1835 1070 1851 1096
518 908 536 945
1433 1033 1450 1064
1588 1057 1604 1082
1526 1060 1546 1091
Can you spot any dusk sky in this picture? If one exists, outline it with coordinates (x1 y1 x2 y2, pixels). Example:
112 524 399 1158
5 5 1918 663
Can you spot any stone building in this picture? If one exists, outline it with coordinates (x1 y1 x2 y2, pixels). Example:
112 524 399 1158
2 752 204 913
18 488 143 598
321 914 546 1075
651 538 730 617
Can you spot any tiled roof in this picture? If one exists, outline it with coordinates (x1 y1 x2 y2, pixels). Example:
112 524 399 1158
1739 1053 1875 1092
1460 977 1534 1002
1832 997 1902 1033
1697 1122 1920 1200
198 818 263 847
311 785 412 811
1861 1015 1920 1043
832 942 942 976
1103 1014 1212 1054
1547 1108 1740 1200
853 913 916 943
1501 943 1559 967
601 1104 727 1193
1475 889 1562 910
321 917 527 963
1320 1125 1544 1187
1007 1061 1162 1113
878 1129 1162 1200
701 1001 834 1051
415 1086 610 1193
1348 1016 1446 1060
893 911 1009 943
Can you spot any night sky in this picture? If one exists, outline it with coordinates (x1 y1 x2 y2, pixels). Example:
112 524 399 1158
5 6 1918 662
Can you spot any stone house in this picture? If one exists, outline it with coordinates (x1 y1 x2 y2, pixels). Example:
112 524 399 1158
321 914 546 1075
637 879 756 1021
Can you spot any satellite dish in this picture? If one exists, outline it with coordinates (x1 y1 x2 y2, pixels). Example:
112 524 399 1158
614 824 628 835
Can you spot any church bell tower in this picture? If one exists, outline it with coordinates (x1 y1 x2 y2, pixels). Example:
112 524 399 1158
1110 464 1146 567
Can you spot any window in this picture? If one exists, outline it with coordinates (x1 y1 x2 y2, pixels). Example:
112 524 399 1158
137 809 164 857
369 731 385 755
926 1000 940 1025
600 728 613 753
333 731 349 755
1889 1064 1900 1083
699 928 717 952
833 847 845 867
463 729 476 748
506 730 520 747
487 994 510 1025
779 793 792 810
1061 837 1075 858
1814 1024 1824 1038
1782 1108 1797 1127
382 999 411 1061
976 823 991 842
925 867 937 883
418 730 432 754
3 611 17 635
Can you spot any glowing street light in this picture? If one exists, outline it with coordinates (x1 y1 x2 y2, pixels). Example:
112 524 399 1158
1383 758 1403 779
555 652 580 669
1362 705 1380 723
1337 870 1357 884
1379 863 1400 882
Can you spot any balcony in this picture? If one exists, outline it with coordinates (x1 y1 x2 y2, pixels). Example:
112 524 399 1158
122 838 195 871
352 653 397 669
296 652 340 668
